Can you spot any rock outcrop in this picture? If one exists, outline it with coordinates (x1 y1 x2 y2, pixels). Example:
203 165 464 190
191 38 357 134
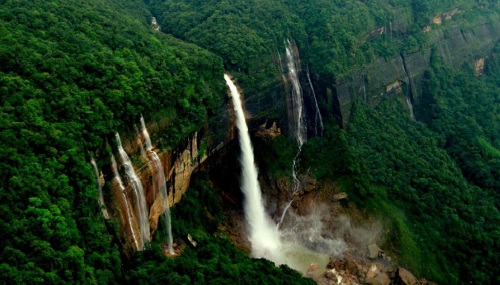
328 8 500 124
102 128 215 249
149 132 209 233
312 255 436 285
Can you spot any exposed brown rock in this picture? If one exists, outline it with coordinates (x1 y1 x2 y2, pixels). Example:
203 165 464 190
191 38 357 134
255 120 281 139
304 179 317 192
395 267 418 285
150 132 208 233
333 192 348 201
474 57 485 77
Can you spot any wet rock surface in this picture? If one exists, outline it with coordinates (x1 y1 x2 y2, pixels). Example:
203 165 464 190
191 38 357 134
311 255 436 285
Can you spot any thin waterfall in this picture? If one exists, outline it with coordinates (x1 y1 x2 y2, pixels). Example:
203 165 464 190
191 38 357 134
279 39 308 228
111 154 141 250
285 39 307 146
306 65 324 136
115 133 150 247
135 125 146 157
140 117 174 255
151 17 161 31
140 117 152 150
90 158 110 219
400 54 416 121
405 96 416 121
225 74 282 263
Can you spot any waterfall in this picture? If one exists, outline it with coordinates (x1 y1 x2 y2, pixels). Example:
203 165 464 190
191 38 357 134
405 97 416 121
115 133 150 247
111 154 141 250
151 17 161 31
306 66 324 136
140 117 152 150
140 117 174 255
399 54 416 121
225 74 282 263
278 39 308 228
285 39 307 146
90 158 110 219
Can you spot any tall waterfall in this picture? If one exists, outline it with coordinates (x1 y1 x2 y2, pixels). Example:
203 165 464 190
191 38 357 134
279 39 308 228
140 117 174 255
225 74 282 263
285 39 307 146
111 154 141 250
90 158 110 219
115 133 150 247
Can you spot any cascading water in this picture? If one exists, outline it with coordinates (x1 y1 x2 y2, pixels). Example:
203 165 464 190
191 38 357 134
151 17 161 31
285 39 307 146
116 133 150 247
111 154 141 250
90 158 110 219
405 97 416 121
225 74 283 263
140 117 174 255
400 54 416 121
278 39 308 228
306 65 324 136
225 74 343 273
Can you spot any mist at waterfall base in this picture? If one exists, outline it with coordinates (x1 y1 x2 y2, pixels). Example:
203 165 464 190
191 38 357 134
225 74 283 263
225 74 379 274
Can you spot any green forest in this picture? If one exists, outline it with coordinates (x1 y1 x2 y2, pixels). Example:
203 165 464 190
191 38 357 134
1 0 499 284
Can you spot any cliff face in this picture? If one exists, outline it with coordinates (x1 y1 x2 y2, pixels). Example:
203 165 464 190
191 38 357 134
147 132 208 234
325 10 500 125
96 6 500 252
100 118 229 249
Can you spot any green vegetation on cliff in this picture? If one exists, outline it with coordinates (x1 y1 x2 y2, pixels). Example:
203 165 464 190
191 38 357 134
298 54 500 283
2 0 499 284
126 178 315 285
0 0 317 283
149 0 499 86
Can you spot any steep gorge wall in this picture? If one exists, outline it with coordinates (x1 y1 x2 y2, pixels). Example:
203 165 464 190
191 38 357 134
325 12 500 124
97 114 231 249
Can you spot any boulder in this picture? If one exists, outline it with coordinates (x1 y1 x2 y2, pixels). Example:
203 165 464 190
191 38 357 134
304 180 317 192
367 244 382 259
396 268 417 285
333 192 348 201
366 272 391 285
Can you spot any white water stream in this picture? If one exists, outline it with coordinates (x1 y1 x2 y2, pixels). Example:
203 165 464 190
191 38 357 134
225 74 283 263
226 74 336 273
285 39 307 146
90 158 110 219
116 133 150 247
111 154 141 250
278 40 307 228
140 117 174 255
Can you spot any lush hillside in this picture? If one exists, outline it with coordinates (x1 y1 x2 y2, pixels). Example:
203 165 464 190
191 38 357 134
296 50 500 283
1 0 499 284
149 0 498 84
0 0 314 284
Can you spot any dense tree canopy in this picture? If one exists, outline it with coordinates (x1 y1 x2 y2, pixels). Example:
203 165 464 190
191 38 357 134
297 51 500 283
0 0 224 283
1 0 499 284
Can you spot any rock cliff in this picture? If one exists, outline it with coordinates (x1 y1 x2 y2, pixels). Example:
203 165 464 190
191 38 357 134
100 119 227 249
323 9 500 125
